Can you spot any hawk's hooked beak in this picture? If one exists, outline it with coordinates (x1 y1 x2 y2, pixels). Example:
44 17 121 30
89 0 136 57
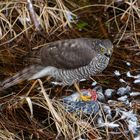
108 49 112 55
105 49 112 57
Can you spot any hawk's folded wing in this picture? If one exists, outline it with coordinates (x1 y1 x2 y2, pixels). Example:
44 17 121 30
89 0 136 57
40 38 96 69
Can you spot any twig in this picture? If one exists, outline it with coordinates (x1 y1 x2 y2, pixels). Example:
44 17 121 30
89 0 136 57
27 0 40 31
38 79 62 123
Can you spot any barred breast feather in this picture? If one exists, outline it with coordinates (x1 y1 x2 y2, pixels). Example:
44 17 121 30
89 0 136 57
57 54 110 85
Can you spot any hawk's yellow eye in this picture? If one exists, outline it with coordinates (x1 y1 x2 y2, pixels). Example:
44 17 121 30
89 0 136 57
101 47 105 52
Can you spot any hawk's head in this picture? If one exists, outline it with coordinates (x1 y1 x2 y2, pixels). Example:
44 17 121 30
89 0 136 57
94 39 113 57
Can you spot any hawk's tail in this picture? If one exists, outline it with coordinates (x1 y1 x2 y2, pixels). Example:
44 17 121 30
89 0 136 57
0 65 44 91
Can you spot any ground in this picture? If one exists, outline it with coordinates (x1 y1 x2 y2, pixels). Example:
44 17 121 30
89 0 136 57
0 0 140 140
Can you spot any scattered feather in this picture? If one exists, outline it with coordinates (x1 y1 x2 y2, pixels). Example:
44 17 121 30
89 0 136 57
134 137 140 140
18 17 31 25
120 110 135 120
117 86 131 96
130 92 140 97
126 71 133 77
117 95 128 102
120 110 139 136
127 72 140 79
97 117 104 125
66 11 74 22
119 78 127 83
128 119 138 134
126 72 140 84
97 92 105 102
98 122 119 128
134 74 140 79
92 81 97 86
78 138 86 140
104 89 114 98
114 70 121 76
108 100 119 106
103 105 111 116
134 78 140 84
126 62 131 66
94 85 103 93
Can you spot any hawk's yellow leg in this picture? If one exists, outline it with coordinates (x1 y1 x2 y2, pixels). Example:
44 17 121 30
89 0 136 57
74 82 91 101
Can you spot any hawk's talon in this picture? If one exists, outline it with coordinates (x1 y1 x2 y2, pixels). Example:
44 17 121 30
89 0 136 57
74 82 96 101
80 95 92 101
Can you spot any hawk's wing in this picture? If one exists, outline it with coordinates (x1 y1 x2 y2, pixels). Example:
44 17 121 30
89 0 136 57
40 38 96 69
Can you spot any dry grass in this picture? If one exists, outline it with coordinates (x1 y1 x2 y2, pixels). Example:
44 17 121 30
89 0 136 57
0 0 140 139
72 0 140 46
0 79 100 139
0 129 19 140
107 0 140 46
1 78 138 139
0 0 76 46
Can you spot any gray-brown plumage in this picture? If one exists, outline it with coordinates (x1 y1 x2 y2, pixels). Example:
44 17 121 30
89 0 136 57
0 38 113 90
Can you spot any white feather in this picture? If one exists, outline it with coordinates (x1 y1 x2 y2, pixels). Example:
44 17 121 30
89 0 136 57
29 66 57 80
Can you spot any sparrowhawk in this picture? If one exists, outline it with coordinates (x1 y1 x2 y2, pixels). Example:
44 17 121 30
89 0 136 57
0 38 113 92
